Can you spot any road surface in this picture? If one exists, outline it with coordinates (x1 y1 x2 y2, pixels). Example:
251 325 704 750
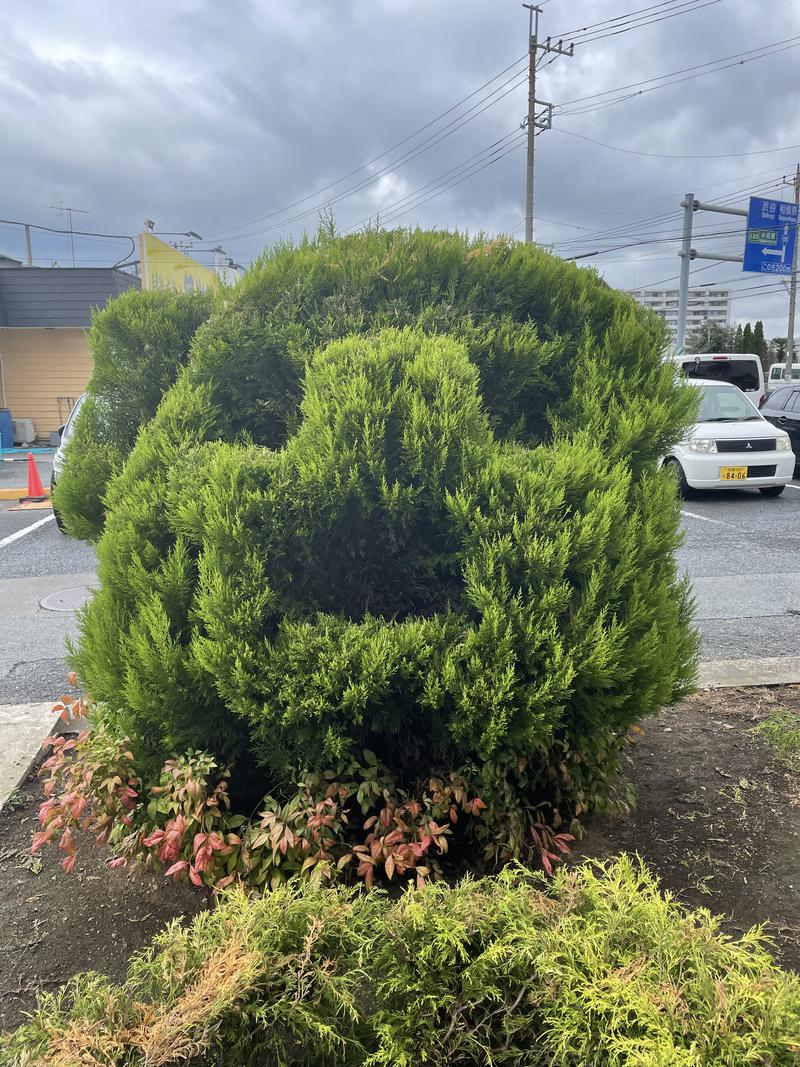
2 452 800 706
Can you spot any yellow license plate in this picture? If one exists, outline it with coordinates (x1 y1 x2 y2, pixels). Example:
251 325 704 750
720 466 748 480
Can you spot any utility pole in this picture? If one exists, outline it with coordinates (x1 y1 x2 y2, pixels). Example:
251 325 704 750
676 194 695 357
23 224 32 266
783 164 800 381
522 4 573 245
675 194 747 356
49 202 89 267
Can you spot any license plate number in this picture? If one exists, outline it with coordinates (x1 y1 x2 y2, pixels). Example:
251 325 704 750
720 466 748 480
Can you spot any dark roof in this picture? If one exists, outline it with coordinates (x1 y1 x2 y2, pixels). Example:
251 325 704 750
0 267 139 327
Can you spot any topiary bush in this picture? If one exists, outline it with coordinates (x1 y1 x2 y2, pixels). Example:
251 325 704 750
53 287 214 541
4 857 798 1066
70 229 698 858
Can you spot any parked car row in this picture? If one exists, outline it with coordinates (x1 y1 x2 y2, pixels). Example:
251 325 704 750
664 379 795 497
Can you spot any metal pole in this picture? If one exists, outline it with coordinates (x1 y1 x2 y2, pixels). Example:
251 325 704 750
675 193 695 356
524 4 540 245
23 224 32 266
784 164 800 381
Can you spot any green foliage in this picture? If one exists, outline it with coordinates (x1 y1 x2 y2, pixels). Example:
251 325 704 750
70 377 251 771
51 395 123 541
4 857 798 1066
742 321 753 354
35 721 577 894
54 287 213 541
753 319 765 356
756 707 800 771
685 322 736 354
72 229 697 829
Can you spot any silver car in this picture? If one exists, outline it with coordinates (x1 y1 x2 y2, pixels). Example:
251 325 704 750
51 393 86 530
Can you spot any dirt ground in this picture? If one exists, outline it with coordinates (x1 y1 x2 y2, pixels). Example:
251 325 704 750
575 685 800 970
0 776 208 1034
1 685 798 1035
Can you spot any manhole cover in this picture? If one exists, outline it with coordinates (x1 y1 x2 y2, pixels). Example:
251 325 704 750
39 586 95 613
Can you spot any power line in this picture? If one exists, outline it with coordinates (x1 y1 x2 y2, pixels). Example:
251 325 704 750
375 137 527 228
207 53 529 241
551 128 800 161
558 36 800 116
345 129 524 232
566 0 721 47
550 0 704 39
217 71 529 244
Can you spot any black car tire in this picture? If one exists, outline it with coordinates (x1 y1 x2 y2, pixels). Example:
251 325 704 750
664 458 691 498
759 485 785 497
50 479 65 532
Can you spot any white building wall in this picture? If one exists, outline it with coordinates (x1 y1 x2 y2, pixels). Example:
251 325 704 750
626 287 731 339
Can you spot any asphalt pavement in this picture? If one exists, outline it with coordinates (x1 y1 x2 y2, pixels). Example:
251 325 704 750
677 482 800 659
0 452 96 703
2 451 800 708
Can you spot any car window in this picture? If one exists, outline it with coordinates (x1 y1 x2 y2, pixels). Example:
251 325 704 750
680 358 760 391
785 392 800 414
770 366 800 382
767 388 793 411
61 394 86 445
696 385 761 422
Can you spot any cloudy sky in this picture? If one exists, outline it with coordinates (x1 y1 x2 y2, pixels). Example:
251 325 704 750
2 0 800 337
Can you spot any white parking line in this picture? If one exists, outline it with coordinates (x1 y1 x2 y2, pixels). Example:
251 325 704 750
785 483 800 490
680 509 735 527
0 514 54 548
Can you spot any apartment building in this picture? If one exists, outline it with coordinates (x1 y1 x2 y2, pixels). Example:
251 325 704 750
626 286 730 339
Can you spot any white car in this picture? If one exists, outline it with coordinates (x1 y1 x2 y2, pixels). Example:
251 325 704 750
664 380 794 497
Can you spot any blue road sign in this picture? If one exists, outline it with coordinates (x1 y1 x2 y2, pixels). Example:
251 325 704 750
743 196 797 275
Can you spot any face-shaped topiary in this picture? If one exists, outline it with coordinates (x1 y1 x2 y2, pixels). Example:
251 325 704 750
73 231 697 813
188 327 695 796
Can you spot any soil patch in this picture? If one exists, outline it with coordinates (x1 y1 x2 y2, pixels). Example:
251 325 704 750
1 686 799 1034
575 685 800 970
0 774 208 1033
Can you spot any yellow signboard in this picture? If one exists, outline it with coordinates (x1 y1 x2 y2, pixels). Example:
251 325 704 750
139 233 218 294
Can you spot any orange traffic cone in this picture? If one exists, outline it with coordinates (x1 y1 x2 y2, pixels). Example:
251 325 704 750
21 452 47 502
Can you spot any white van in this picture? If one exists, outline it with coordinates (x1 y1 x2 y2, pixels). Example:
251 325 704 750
668 353 765 407
766 362 800 392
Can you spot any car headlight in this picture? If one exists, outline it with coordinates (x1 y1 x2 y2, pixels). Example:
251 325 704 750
688 438 717 454
777 435 792 451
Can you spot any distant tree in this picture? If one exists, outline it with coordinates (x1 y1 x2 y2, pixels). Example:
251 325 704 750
734 324 744 352
685 322 735 353
753 320 765 356
742 322 753 354
772 337 788 361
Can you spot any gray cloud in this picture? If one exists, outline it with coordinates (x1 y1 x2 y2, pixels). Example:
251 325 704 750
1 0 799 336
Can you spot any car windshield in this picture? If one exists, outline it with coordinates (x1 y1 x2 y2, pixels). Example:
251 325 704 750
61 394 86 445
681 358 760 391
696 385 761 422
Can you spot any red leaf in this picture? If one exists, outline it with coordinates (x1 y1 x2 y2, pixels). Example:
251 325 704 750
188 864 203 886
385 853 396 880
61 853 77 874
108 856 128 868
66 671 78 687
31 831 49 854
165 859 190 877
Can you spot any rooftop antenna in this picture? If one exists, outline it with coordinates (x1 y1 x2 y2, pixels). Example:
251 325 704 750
49 201 89 267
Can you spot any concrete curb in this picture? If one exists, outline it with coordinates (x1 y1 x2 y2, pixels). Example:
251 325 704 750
696 656 800 690
0 703 62 811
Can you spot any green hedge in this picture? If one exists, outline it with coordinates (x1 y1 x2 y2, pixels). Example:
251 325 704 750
53 288 214 541
3 857 797 1066
71 229 697 817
